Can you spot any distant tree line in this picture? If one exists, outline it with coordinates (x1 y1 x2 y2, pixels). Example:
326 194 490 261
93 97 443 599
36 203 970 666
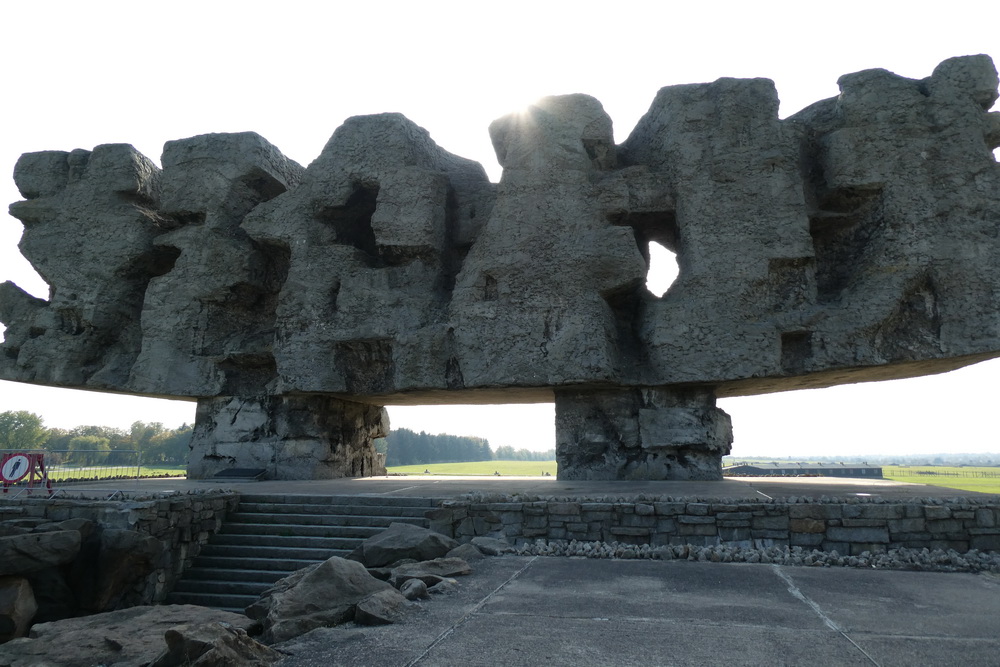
0 410 193 465
379 428 554 466
2 410 558 469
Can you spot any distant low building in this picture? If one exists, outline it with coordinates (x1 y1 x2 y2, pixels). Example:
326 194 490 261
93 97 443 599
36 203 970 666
722 462 883 478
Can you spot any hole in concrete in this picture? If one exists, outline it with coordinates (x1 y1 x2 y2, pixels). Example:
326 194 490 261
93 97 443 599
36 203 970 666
780 331 813 374
316 183 380 264
608 210 680 299
646 241 679 298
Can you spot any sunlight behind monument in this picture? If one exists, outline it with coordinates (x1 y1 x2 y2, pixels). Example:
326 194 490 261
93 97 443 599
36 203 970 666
1 55 998 482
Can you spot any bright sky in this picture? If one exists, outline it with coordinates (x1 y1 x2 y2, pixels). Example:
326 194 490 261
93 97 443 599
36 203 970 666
0 1 998 457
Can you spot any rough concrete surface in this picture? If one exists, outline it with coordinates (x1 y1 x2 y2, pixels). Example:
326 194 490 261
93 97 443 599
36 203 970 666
84 474 1000 503
2 56 999 481
272 556 1000 667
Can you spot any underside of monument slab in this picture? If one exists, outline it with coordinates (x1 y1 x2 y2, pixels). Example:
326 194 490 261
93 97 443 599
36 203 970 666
2 56 999 480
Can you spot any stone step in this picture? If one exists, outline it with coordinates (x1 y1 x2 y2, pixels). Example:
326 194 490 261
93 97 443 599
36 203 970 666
225 512 428 528
210 533 362 550
236 502 432 518
172 578 273 597
199 544 351 562
190 555 323 572
166 590 258 612
220 522 384 539
169 493 440 612
182 567 289 584
239 494 439 509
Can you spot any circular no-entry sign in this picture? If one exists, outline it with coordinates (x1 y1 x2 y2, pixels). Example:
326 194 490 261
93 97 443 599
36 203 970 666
1 454 31 483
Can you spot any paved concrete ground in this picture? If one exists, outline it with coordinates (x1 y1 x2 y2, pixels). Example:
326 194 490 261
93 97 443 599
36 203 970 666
78 474 998 502
273 556 1000 667
43 475 997 666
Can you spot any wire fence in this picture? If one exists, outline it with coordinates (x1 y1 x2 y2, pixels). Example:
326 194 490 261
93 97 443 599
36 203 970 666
1 449 141 499
887 470 1000 478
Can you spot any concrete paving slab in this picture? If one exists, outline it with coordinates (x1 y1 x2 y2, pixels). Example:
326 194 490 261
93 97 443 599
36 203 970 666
421 615 870 667
272 557 1000 667
483 559 823 630
843 636 1000 667
781 567 1000 637
64 473 1000 502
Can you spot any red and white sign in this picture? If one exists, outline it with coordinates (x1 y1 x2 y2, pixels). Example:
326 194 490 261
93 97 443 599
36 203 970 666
1 454 30 483
1 452 50 495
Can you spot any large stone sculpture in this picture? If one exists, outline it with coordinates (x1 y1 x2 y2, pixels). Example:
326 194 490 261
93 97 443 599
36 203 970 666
2 56 998 480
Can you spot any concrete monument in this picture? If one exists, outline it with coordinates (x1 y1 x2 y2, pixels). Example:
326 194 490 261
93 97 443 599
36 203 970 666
2 56 998 480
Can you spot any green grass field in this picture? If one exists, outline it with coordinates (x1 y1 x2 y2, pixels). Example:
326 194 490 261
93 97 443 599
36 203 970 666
881 465 1000 495
387 460 557 476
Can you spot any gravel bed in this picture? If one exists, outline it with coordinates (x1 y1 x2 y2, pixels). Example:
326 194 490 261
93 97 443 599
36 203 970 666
512 538 1000 574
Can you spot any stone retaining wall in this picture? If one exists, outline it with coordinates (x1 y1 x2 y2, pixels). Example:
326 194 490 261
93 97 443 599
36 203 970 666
0 490 239 603
428 497 1000 555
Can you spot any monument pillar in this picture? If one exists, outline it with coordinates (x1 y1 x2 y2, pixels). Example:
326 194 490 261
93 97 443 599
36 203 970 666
187 395 388 480
554 387 732 480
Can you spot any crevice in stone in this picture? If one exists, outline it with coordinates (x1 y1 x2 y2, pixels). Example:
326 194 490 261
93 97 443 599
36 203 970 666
334 340 394 394
444 328 464 390
603 281 648 378
218 354 278 397
781 331 813 374
438 185 467 295
483 275 499 301
316 183 381 266
808 186 884 302
875 273 942 362
767 257 813 313
241 167 291 204
126 246 181 280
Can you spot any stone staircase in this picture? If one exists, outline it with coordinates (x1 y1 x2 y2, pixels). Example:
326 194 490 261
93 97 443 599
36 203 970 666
167 493 440 613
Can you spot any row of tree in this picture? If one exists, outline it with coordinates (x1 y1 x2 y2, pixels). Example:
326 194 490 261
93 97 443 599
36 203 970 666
0 410 193 465
379 428 554 466
1 411 556 468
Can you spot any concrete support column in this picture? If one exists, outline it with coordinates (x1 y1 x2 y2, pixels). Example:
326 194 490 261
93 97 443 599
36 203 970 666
187 394 388 480
555 386 732 480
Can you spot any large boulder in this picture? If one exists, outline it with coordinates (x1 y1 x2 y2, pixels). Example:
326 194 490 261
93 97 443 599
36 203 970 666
0 531 81 576
0 604 253 667
246 556 394 644
350 523 459 568
0 577 36 643
149 621 282 667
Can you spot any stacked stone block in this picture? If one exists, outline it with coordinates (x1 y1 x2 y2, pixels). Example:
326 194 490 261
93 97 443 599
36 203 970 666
430 497 1000 556
0 491 238 603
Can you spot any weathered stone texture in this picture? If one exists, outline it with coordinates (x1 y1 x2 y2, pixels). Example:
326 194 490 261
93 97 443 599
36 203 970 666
2 56 999 480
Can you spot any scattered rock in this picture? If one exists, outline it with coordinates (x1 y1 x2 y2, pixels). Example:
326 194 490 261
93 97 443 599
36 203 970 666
427 579 461 596
399 579 428 601
511 538 1000 574
149 621 282 667
389 557 471 588
354 589 411 625
470 536 513 556
350 523 459 568
446 543 485 561
0 604 252 667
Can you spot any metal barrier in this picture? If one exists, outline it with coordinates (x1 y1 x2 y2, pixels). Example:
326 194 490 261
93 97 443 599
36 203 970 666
0 449 141 499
